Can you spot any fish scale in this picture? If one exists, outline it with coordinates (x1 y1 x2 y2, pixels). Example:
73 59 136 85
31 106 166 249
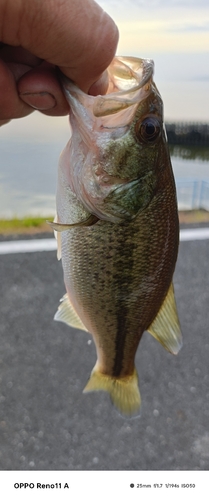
60 176 178 375
52 56 182 417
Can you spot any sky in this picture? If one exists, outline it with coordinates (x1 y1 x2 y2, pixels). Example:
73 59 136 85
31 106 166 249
98 0 209 55
95 0 209 122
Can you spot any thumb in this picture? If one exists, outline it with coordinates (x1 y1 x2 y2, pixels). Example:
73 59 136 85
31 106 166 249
0 0 119 93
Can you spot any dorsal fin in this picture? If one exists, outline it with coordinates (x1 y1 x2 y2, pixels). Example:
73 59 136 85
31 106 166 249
147 282 182 355
54 293 88 332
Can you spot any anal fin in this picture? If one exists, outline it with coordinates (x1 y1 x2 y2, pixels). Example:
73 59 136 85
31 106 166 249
54 293 88 332
147 282 182 355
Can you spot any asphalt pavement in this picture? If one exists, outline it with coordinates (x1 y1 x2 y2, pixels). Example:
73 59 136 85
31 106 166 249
0 227 209 471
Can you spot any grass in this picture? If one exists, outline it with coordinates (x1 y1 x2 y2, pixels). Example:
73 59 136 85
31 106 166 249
0 210 208 235
178 209 209 224
0 216 54 234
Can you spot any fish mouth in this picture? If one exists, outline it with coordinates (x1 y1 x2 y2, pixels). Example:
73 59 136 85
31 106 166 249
60 56 154 120
107 56 154 94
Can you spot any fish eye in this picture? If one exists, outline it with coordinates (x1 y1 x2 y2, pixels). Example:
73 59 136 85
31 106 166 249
136 117 161 143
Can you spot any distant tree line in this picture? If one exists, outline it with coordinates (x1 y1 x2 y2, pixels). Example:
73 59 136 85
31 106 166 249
165 122 209 146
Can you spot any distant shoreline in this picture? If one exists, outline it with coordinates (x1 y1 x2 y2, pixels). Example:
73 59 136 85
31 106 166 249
166 122 209 146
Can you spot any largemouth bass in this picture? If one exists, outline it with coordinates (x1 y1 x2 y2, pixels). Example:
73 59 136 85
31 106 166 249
50 56 182 417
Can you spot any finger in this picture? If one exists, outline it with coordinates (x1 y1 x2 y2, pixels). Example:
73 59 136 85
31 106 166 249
0 59 33 119
0 45 41 66
18 64 70 116
0 46 69 116
0 0 119 93
88 70 109 96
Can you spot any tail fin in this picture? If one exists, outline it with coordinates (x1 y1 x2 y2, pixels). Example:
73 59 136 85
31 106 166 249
83 364 141 418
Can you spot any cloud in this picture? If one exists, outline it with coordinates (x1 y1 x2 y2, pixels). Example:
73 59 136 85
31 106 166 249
115 19 209 54
96 0 209 55
98 0 209 9
167 22 209 32
191 75 209 81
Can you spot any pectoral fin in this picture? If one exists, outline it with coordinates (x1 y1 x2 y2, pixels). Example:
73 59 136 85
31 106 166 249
47 214 98 232
147 282 182 355
54 293 88 332
53 214 62 260
56 231 62 260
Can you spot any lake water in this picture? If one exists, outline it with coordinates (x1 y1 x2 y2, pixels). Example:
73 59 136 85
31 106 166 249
0 114 209 218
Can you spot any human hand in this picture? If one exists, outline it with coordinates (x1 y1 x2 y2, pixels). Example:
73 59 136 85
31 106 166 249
0 0 118 124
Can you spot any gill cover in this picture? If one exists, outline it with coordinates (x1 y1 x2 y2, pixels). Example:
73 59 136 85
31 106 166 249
60 56 164 223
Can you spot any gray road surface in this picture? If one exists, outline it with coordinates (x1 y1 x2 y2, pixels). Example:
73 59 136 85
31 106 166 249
0 228 209 471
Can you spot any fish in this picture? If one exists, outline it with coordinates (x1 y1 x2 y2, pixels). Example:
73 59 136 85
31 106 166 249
49 56 182 417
